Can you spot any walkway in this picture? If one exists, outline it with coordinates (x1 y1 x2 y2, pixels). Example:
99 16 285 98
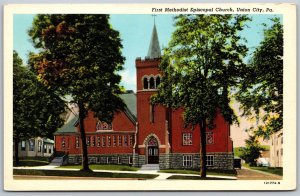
237 167 282 180
13 165 236 180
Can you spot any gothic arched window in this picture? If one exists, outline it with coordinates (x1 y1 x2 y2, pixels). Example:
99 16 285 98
156 76 161 88
143 77 148 89
96 121 112 131
149 77 155 89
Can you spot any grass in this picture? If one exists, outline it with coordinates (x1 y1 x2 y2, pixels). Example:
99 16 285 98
18 157 50 161
167 175 234 180
13 169 158 179
160 169 237 177
13 160 50 167
59 164 139 171
249 167 283 176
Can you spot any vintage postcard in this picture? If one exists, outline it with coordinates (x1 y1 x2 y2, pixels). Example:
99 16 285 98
3 3 296 191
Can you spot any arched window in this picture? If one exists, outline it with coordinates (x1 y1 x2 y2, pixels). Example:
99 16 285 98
149 77 155 89
96 121 112 131
143 77 148 89
156 76 161 88
148 137 158 146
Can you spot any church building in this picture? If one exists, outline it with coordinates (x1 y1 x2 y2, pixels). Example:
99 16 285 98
54 23 234 170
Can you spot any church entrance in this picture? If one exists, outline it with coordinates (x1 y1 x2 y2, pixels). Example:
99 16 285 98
147 137 159 164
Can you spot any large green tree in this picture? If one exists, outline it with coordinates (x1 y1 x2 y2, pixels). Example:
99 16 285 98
28 14 125 171
239 135 264 166
236 18 283 139
152 14 249 177
13 51 65 166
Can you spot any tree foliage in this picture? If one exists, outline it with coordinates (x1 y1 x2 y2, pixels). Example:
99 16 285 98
28 14 125 171
13 50 65 165
236 18 283 139
239 136 264 166
151 14 249 177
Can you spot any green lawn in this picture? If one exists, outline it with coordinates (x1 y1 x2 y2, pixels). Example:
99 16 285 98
13 169 158 179
249 167 283 176
167 175 234 180
59 164 139 171
13 160 50 167
160 169 237 177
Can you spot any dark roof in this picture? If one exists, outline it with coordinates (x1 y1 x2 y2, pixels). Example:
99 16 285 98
54 116 78 134
119 93 137 118
55 93 137 134
43 138 54 144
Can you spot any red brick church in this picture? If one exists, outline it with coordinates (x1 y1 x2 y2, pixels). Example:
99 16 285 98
54 23 234 170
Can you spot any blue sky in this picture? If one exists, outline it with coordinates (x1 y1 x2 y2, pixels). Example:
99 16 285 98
13 14 282 92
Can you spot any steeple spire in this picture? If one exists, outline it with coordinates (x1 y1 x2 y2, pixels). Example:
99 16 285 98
147 19 161 59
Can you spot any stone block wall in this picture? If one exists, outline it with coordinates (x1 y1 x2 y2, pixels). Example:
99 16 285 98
68 154 133 165
159 153 170 169
166 152 234 170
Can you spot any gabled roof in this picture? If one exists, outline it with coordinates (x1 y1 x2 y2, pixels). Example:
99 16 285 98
119 93 137 118
55 93 137 134
54 116 78 134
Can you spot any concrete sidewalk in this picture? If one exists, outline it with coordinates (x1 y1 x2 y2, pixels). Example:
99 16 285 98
13 165 237 180
237 167 282 180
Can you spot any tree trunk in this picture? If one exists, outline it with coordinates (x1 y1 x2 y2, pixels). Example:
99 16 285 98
78 101 91 172
199 119 207 178
14 137 20 166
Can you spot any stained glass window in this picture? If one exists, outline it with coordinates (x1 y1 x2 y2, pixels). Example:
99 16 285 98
96 121 112 131
183 133 192 145
206 132 214 144
148 137 158 146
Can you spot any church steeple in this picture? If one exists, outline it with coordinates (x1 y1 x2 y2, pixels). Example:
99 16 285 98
147 23 161 59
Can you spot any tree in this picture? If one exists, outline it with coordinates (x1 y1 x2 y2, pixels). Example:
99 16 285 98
151 15 249 177
239 135 264 166
13 51 65 166
236 18 283 139
28 15 125 171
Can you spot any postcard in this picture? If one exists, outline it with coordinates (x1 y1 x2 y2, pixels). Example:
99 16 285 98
3 3 296 191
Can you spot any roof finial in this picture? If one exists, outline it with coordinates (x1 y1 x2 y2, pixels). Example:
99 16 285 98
152 14 157 25
147 16 161 59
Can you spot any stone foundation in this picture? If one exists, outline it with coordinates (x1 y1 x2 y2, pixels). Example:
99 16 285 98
168 152 234 170
159 153 170 169
68 154 133 165
67 152 233 170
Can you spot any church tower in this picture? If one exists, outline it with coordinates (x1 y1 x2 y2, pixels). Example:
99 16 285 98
134 22 170 168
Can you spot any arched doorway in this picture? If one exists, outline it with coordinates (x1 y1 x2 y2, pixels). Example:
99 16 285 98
147 137 159 164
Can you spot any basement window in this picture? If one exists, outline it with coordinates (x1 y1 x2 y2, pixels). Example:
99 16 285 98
183 155 192 167
206 155 214 166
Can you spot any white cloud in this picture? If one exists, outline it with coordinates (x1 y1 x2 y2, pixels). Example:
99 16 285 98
120 69 136 91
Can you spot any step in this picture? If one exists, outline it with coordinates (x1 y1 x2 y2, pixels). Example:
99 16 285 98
140 164 160 170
